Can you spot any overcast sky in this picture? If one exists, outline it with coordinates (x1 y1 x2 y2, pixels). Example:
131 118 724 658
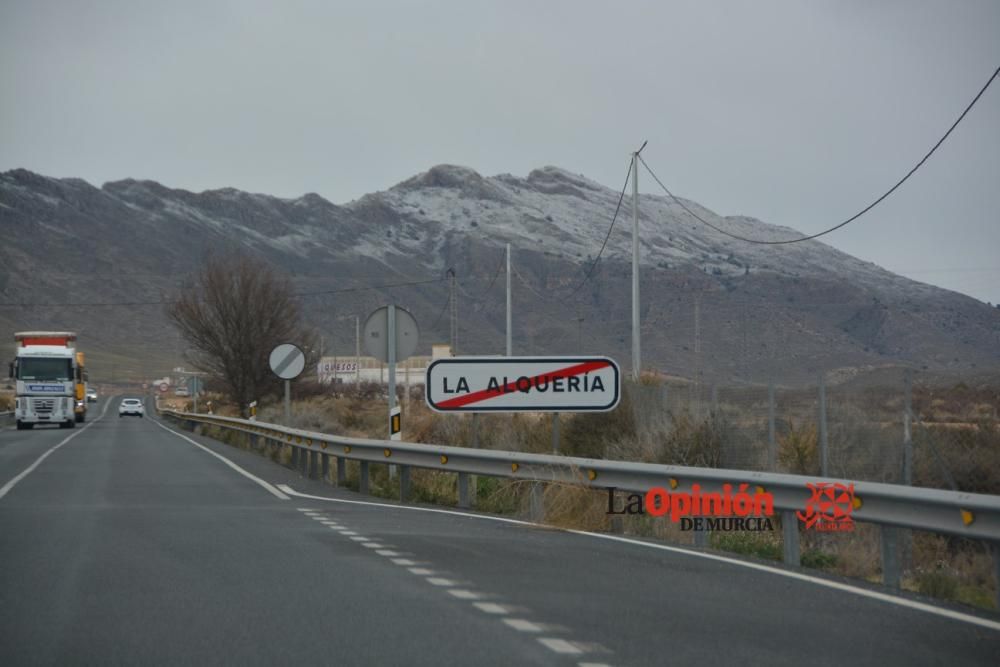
2 1 998 303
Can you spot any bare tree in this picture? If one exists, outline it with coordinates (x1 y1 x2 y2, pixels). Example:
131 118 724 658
167 253 313 415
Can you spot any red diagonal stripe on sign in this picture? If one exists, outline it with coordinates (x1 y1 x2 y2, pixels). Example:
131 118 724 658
434 360 611 409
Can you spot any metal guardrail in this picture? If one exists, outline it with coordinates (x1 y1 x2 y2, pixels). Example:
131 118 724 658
160 409 1000 604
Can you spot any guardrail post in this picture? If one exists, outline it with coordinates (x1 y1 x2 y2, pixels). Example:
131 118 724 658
336 456 345 487
291 447 299 471
457 472 471 509
399 465 411 502
321 453 330 482
530 483 544 522
693 522 710 548
782 511 800 566
359 461 370 495
881 525 901 589
308 450 318 480
993 542 1000 612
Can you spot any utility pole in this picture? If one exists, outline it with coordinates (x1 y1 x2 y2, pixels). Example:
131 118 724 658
448 268 458 355
505 243 512 356
631 143 646 381
355 315 361 387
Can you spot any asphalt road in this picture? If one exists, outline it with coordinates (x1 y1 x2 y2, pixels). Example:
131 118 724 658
1 398 998 666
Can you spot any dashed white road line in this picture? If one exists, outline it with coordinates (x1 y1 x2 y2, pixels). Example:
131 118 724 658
376 549 401 557
339 530 358 536
362 543 386 549
391 558 417 566
538 638 583 655
408 567 435 576
426 578 459 587
447 589 483 600
503 619 543 633
473 602 509 614
277 483 1000 634
349 536 369 542
0 398 113 501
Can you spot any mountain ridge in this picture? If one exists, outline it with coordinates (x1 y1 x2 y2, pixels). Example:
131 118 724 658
1 165 998 383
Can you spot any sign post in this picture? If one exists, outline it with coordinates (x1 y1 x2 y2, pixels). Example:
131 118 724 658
363 305 419 441
269 343 305 425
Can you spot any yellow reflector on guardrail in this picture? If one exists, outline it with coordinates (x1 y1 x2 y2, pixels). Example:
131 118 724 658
383 449 391 458
511 463 519 472
961 509 974 526
344 446 352 454
669 478 678 489
852 495 863 510
587 470 598 481
440 455 448 464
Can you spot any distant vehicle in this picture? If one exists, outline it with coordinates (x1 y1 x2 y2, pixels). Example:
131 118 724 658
86 389 98 402
119 398 144 418
174 388 190 397
10 331 87 430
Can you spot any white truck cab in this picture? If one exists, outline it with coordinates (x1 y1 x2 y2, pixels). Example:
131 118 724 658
9 331 80 430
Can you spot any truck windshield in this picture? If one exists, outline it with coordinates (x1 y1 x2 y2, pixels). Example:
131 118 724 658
18 358 73 381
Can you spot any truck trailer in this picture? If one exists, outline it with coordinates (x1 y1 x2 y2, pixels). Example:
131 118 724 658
8 331 87 430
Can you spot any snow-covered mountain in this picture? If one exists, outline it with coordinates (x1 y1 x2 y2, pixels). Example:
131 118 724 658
1 165 997 383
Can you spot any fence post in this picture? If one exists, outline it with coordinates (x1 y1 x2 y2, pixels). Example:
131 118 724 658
881 525 901 589
321 453 330 482
308 450 318 480
782 511 800 566
291 447 299 471
818 373 828 477
768 382 777 470
336 456 345 487
359 461 370 495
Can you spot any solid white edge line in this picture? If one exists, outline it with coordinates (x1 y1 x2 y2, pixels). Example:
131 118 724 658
276 483 1000 633
0 396 112 501
151 417 289 500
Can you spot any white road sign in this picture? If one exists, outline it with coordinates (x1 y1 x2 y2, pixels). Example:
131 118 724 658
425 356 621 413
269 343 305 380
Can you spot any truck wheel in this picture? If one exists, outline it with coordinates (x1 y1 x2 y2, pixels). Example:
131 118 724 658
16 420 32 431
76 414 84 423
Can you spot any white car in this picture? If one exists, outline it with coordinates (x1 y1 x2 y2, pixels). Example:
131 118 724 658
119 398 145 418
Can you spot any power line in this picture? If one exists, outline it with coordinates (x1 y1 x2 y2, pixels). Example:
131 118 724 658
640 63 999 246
464 247 507 300
565 159 633 297
0 276 448 308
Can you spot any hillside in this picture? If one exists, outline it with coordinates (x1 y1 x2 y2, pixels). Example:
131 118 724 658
1 165 998 384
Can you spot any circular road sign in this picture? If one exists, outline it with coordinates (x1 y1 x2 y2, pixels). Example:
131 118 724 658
269 343 306 380
363 306 419 363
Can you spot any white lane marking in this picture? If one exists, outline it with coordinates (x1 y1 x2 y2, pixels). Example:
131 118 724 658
503 619 543 633
304 512 322 516
362 543 385 549
447 589 482 600
569 530 1000 634
339 531 358 536
578 663 612 667
152 418 289 500
408 568 435 576
278 484 1000 633
349 536 369 542
0 397 112 501
473 602 508 615
296 507 313 511
426 578 458 587
538 638 583 655
391 558 417 566
376 549 402 557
